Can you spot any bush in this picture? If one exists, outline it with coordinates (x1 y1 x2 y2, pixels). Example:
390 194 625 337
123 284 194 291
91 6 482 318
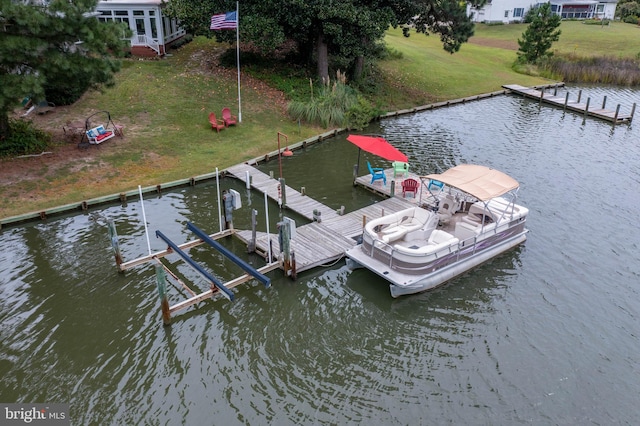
622 15 640 24
0 119 52 158
582 19 610 25
287 71 378 129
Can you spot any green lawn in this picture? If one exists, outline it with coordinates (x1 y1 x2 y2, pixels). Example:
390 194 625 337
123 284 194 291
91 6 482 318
474 20 640 58
1 20 638 219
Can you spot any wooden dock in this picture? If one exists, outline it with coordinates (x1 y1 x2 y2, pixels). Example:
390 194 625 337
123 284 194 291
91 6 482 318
228 164 416 272
503 84 635 124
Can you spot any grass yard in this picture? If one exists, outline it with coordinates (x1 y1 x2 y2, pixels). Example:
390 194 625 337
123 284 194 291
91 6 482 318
1 20 638 219
473 21 640 58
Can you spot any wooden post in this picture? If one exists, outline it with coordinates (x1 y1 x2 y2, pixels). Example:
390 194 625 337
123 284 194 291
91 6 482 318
155 264 171 326
553 84 558 96
278 177 287 208
245 170 251 189
539 87 544 107
390 180 395 197
584 98 590 116
248 209 257 253
279 221 291 277
614 104 620 125
602 96 607 109
630 103 636 123
290 250 297 280
564 93 569 111
107 219 123 270
577 90 582 103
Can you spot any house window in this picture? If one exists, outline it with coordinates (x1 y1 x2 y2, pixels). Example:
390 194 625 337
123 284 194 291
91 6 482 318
513 8 525 17
504 10 509 17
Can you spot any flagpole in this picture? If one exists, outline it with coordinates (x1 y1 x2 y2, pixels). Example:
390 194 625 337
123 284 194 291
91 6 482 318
236 1 242 123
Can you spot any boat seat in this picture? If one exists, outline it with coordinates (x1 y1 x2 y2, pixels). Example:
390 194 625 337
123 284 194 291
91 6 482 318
428 229 455 245
437 194 458 225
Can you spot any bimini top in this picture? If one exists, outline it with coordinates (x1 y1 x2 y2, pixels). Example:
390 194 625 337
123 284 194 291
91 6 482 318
423 164 520 201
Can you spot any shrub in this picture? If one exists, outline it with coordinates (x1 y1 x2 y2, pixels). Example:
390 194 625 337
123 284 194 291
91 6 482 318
0 119 52 158
287 71 378 129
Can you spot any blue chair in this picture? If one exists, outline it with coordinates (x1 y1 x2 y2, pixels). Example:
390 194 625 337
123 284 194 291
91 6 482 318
367 161 386 185
428 179 444 192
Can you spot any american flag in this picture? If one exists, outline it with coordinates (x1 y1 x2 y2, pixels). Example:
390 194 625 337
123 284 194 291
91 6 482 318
210 12 237 30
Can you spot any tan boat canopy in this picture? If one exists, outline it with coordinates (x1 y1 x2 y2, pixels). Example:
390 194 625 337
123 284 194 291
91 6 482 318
422 164 520 201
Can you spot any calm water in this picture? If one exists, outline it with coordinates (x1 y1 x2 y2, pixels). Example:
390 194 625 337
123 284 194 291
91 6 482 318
1 86 639 425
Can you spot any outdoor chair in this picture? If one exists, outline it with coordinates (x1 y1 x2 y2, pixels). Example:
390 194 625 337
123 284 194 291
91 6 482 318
392 161 409 178
402 178 419 198
209 112 225 133
367 161 386 185
428 179 444 193
221 107 237 127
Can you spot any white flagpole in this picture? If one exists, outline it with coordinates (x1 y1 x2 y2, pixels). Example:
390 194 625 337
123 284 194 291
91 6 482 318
236 1 242 123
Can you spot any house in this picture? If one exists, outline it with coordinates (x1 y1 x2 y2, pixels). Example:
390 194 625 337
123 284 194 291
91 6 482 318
468 0 618 24
96 0 186 56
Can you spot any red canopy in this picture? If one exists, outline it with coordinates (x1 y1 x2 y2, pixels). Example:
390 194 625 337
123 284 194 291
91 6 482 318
347 135 408 162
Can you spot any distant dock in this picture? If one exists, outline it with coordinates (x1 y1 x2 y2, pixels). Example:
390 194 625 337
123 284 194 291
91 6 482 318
503 84 635 124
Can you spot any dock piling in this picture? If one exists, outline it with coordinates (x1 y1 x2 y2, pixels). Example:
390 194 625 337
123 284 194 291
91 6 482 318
630 103 636 123
577 90 582 103
602 96 607 109
155 265 171 326
248 209 257 253
107 219 123 269
564 93 569 111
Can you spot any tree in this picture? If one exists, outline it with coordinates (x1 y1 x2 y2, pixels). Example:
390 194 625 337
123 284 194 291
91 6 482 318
616 0 640 21
165 0 477 82
0 0 130 139
517 3 562 64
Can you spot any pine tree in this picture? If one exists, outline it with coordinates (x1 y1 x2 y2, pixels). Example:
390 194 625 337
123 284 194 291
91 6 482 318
517 3 562 64
0 0 130 139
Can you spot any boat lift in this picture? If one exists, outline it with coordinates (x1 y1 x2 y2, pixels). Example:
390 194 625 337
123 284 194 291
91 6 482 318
108 170 282 325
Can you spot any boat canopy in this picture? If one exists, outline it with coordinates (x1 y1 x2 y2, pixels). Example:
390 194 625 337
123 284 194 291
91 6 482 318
423 164 519 201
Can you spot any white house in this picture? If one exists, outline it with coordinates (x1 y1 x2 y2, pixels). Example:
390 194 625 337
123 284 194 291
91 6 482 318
96 0 186 56
468 0 618 23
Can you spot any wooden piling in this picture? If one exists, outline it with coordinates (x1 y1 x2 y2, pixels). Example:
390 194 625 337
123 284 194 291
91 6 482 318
602 96 607 109
584 98 590 118
155 264 171 326
614 105 620 125
248 209 257 253
539 87 544 106
564 93 569 111
577 90 582 103
630 103 636 123
107 219 123 269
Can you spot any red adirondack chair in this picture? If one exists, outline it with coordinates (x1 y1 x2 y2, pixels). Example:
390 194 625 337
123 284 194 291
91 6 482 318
221 107 237 127
402 178 420 198
209 112 225 133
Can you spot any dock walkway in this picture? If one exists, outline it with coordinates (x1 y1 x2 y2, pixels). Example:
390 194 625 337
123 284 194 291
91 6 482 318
228 164 415 272
503 84 634 124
